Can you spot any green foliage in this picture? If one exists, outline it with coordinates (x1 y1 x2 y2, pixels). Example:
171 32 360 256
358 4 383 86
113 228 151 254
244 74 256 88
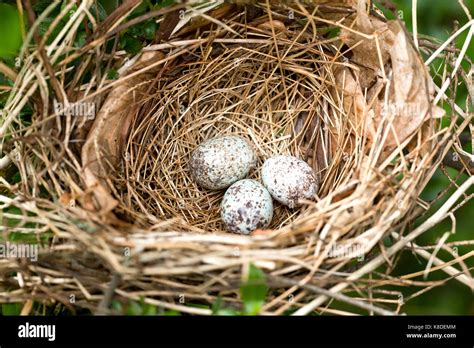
37 17 64 45
125 298 161 315
98 0 119 15
143 20 158 40
240 264 268 315
111 299 123 312
107 69 119 80
33 0 56 14
148 0 176 10
60 1 78 21
119 18 157 54
37 1 107 47
115 0 178 55
211 296 241 316
112 298 181 316
1 302 22 315
210 264 269 315
0 4 22 58
119 35 143 55
125 299 146 315
0 205 53 244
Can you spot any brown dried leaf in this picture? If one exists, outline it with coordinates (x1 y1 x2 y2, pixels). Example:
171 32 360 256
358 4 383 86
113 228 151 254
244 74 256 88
81 51 165 215
257 20 287 33
155 10 181 42
370 21 444 152
334 13 444 160
339 16 394 90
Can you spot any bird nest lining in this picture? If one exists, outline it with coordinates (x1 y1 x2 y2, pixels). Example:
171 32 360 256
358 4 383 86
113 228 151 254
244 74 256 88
111 26 344 231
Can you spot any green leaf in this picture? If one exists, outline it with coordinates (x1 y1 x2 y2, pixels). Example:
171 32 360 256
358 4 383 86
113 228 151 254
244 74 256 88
215 308 241 316
34 0 58 14
99 0 119 15
127 20 156 41
120 35 142 55
142 304 157 315
211 295 223 314
74 31 87 48
212 295 242 315
240 264 268 315
125 300 143 316
90 2 107 22
128 25 141 38
186 303 210 309
60 1 78 21
139 297 157 315
111 300 123 313
156 0 176 8
0 4 22 58
130 1 148 16
38 18 65 45
143 20 157 40
107 69 119 80
2 302 22 315
10 171 21 184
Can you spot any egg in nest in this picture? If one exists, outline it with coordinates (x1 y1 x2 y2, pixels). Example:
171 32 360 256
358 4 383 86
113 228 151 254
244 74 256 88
221 179 273 235
189 135 257 190
262 155 318 208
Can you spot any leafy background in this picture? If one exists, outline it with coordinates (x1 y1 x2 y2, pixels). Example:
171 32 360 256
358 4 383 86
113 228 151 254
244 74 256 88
379 0 474 315
0 0 473 315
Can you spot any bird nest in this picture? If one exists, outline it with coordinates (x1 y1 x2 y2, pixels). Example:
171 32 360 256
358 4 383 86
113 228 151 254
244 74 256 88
110 22 342 231
1 0 472 315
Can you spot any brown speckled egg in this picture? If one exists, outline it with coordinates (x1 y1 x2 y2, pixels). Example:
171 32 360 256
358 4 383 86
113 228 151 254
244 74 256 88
189 136 257 190
221 179 273 235
262 155 318 208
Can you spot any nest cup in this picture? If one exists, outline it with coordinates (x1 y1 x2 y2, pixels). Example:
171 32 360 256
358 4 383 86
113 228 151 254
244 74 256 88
88 0 438 265
3 0 465 315
114 11 343 231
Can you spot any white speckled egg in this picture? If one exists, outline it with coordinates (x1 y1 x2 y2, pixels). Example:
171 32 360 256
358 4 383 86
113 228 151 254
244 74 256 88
189 136 257 190
262 155 318 208
221 179 273 235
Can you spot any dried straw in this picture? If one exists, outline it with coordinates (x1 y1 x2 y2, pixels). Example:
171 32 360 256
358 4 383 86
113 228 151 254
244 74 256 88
0 0 472 316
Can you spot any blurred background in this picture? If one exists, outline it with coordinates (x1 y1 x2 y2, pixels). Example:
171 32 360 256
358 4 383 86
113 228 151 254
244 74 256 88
0 0 473 315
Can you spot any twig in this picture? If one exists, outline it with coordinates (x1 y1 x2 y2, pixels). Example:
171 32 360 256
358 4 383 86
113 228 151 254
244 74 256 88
392 232 474 290
0 62 18 81
269 275 398 316
96 273 122 315
412 0 419 50
23 0 65 103
442 149 474 174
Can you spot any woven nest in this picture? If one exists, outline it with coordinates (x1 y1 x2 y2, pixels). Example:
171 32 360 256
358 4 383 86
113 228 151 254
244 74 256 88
1 0 473 315
113 22 343 230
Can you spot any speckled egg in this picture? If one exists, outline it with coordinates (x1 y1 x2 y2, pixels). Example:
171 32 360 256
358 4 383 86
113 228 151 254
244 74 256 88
189 136 257 190
221 179 273 235
262 155 318 208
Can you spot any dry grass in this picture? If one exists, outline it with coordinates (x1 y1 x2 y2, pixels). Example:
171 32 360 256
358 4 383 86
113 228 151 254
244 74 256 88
114 20 344 230
0 0 472 316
